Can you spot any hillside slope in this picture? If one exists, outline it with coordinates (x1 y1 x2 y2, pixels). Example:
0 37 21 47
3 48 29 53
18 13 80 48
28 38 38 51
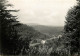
16 24 51 40
28 24 64 36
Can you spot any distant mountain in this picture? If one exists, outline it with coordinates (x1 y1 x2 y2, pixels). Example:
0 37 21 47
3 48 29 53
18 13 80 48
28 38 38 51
27 23 39 26
27 23 64 36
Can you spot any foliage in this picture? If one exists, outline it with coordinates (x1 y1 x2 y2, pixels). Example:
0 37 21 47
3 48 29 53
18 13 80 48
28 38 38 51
0 0 34 55
0 0 23 55
64 0 80 55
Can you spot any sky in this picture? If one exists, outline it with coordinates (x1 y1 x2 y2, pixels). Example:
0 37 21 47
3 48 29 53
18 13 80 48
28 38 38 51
9 0 77 26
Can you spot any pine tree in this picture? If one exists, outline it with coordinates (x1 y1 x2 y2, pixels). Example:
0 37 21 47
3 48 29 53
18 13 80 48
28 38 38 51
64 0 80 55
0 0 22 55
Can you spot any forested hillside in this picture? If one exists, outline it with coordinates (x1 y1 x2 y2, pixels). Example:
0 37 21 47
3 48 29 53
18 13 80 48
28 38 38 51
16 24 51 40
28 24 63 36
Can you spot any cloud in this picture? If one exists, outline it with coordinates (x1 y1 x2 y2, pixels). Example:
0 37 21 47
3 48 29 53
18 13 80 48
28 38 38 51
9 0 76 26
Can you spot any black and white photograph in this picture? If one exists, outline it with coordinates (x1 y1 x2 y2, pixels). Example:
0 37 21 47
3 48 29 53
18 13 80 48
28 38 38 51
0 0 80 56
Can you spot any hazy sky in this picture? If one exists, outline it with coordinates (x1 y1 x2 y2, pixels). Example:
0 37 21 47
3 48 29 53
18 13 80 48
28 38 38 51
9 0 77 26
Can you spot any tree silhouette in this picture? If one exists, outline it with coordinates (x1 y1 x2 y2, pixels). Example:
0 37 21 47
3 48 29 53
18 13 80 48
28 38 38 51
64 0 80 55
0 0 22 55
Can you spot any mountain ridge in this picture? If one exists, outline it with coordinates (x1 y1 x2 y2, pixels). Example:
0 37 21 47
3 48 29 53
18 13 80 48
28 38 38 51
27 23 64 36
27 23 64 27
